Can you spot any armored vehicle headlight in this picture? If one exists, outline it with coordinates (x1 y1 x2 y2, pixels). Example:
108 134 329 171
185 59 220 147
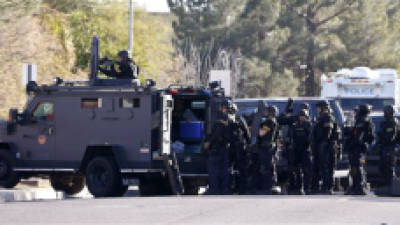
146 79 156 87
53 77 63 86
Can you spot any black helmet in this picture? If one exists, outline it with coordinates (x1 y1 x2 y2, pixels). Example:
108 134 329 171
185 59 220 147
357 104 372 116
118 50 129 58
300 103 310 110
384 105 394 117
267 105 279 117
298 109 309 118
316 100 329 108
229 102 238 113
220 99 230 108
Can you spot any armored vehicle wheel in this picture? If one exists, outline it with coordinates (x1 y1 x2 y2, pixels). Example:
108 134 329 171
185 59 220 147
0 151 20 188
86 157 122 197
50 175 85 195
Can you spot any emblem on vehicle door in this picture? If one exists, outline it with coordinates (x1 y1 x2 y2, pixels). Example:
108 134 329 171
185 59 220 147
38 135 47 145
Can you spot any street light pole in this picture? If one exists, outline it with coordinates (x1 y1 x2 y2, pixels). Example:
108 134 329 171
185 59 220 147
128 0 134 58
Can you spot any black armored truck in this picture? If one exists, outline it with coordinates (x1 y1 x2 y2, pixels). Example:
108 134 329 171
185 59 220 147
0 37 229 197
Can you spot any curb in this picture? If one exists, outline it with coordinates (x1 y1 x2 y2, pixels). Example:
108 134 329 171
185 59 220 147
0 188 65 202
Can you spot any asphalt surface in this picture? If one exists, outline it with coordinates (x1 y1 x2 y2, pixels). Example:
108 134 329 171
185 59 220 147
0 195 399 225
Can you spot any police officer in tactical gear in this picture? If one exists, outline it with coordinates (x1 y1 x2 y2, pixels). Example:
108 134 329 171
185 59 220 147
278 101 310 125
312 100 341 194
204 100 231 194
288 109 313 194
99 50 138 79
300 102 310 111
376 105 399 188
255 105 279 194
228 103 251 194
277 99 297 193
346 104 374 195
277 99 312 194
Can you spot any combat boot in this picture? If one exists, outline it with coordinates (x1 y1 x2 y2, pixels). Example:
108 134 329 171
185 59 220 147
320 188 333 195
352 188 367 196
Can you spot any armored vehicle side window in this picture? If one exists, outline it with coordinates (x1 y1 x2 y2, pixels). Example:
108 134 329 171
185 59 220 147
32 102 54 121
120 98 140 108
81 98 102 109
191 101 206 109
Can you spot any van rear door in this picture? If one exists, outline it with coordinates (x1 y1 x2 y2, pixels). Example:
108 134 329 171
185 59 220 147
161 94 173 155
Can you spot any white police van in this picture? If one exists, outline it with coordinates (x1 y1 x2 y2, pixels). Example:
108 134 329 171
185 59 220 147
321 67 399 115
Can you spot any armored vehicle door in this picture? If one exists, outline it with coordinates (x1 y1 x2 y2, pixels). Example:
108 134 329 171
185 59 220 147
18 100 56 163
161 94 173 155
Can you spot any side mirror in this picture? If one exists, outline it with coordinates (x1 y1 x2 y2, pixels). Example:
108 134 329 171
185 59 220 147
7 109 19 134
9 109 28 125
146 79 156 87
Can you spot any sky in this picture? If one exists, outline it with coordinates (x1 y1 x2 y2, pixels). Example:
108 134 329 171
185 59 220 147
134 0 170 12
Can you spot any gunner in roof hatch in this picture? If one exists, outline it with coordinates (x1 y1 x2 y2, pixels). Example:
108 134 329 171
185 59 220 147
99 50 139 79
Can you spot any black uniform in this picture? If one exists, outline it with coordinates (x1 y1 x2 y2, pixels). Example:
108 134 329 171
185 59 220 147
207 112 231 194
277 113 296 177
346 106 374 195
289 114 313 194
229 115 251 194
277 101 311 194
254 116 279 194
312 109 341 194
377 112 399 187
99 59 137 79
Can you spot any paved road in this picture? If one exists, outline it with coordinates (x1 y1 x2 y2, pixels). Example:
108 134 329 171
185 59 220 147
0 195 399 225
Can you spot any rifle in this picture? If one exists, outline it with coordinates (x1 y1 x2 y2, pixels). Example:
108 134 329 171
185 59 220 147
285 98 294 114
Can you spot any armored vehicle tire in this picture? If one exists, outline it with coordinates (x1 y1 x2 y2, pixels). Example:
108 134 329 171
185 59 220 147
139 176 172 196
50 175 85 195
0 151 20 188
85 156 122 197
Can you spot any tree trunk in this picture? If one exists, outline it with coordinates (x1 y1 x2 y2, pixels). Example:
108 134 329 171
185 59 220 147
305 13 317 96
306 38 315 96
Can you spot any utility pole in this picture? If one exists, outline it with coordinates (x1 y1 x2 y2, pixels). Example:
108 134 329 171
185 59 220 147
128 0 134 58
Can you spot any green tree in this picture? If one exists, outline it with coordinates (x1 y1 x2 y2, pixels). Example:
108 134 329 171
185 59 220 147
336 0 394 68
241 57 299 97
277 0 358 96
168 0 246 84
232 0 298 97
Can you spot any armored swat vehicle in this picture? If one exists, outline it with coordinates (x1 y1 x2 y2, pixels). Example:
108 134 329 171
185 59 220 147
0 37 181 197
0 37 230 197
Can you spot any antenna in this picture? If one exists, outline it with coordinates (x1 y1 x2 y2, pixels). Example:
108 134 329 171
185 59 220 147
90 36 100 85
128 0 134 58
